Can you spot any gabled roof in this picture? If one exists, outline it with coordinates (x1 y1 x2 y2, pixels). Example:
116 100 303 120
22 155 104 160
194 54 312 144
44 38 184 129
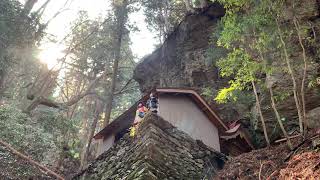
93 88 253 151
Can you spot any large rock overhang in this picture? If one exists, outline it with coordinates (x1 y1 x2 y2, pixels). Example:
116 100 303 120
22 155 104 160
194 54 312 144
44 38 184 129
133 2 226 93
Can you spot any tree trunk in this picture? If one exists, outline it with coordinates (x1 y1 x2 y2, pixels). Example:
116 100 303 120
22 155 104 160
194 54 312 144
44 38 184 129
163 0 170 35
252 80 270 146
255 37 292 149
276 18 304 134
269 87 293 149
80 100 102 170
22 0 38 15
79 98 94 167
293 17 307 135
35 0 51 16
159 5 166 42
103 0 128 127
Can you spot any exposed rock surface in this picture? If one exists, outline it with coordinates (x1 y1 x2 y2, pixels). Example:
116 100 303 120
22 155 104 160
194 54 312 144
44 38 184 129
306 107 320 128
133 0 320 144
133 3 239 123
134 3 226 93
257 0 320 136
73 113 225 180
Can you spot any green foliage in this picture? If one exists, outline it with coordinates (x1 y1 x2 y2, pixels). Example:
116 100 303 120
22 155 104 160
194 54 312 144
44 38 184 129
213 0 317 102
215 85 237 103
37 108 77 140
0 0 46 105
0 0 20 74
65 10 139 124
217 13 241 49
0 102 82 178
205 46 228 66
273 91 291 103
201 87 216 100
0 0 43 72
216 0 251 13
139 0 188 42
111 86 140 120
216 0 276 49
215 48 262 103
0 103 56 161
212 0 288 105
210 0 319 147
0 0 139 177
57 7 140 166
308 75 320 88
0 102 83 178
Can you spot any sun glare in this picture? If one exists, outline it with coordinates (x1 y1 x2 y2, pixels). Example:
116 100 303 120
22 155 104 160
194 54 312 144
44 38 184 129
38 45 64 69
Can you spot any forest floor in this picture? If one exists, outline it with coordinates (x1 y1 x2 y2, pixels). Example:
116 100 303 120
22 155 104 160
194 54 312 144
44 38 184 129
216 130 320 180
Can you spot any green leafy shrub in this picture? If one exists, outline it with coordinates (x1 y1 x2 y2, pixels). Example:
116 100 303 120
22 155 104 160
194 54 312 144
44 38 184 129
0 103 58 178
0 103 57 160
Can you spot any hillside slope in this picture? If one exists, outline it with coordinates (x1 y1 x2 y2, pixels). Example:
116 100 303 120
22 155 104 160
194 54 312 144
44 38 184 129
216 131 320 179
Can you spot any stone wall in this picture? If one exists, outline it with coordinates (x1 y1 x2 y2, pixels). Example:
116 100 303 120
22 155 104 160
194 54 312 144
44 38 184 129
73 113 225 180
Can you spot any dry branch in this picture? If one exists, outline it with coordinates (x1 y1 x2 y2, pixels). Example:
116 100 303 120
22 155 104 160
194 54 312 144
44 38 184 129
25 71 107 112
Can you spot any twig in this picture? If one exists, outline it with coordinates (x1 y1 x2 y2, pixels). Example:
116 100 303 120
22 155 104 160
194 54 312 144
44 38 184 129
283 134 319 162
114 78 133 95
274 134 301 143
259 160 263 180
259 160 276 180
0 139 65 180
284 140 306 162
266 170 279 180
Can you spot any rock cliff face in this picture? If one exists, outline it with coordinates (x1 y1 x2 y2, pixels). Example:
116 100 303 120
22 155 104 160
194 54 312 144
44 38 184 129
133 3 226 94
74 113 225 180
133 1 320 144
133 3 239 123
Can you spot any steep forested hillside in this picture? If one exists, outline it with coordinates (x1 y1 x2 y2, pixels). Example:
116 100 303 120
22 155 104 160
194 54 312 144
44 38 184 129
1 0 320 179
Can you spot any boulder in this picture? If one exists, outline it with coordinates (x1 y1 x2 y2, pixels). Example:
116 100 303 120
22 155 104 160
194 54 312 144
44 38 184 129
306 107 320 128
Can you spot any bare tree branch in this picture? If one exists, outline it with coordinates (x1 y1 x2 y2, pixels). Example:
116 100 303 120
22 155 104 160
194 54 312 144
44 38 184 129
114 78 133 95
22 0 38 16
35 0 52 17
114 86 138 96
24 71 107 112
37 15 113 86
43 0 74 26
